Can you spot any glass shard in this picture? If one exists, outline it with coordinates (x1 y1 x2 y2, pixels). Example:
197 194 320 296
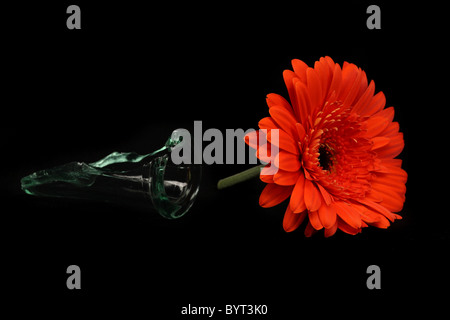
21 130 201 219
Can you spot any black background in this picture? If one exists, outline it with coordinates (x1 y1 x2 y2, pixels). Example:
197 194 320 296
3 1 448 318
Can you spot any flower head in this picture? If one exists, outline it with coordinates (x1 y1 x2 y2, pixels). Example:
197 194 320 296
245 57 407 237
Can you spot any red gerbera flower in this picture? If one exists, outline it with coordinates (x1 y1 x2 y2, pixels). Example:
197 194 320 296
245 56 407 237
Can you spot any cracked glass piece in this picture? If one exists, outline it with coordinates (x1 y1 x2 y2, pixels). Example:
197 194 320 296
21 130 201 219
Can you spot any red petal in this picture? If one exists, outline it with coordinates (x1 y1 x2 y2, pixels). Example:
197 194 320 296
367 184 405 212
275 150 301 172
269 106 299 141
260 175 274 183
350 202 381 224
308 210 323 230
266 93 293 113
359 199 396 222
260 165 274 183
304 221 317 237
295 123 306 141
267 129 299 155
318 203 337 229
291 59 308 83
324 222 338 237
377 106 395 122
333 201 362 229
381 121 399 137
290 173 307 213
317 183 332 205
368 215 391 229
371 172 407 194
283 70 301 121
244 130 259 149
294 80 312 127
371 136 391 150
304 179 322 211
365 116 390 138
343 68 365 107
258 117 278 130
337 217 361 235
314 57 333 98
363 91 386 116
327 63 342 100
306 68 323 111
352 80 375 115
259 183 293 208
255 143 273 163
324 56 335 70
376 132 404 159
339 63 359 103
274 169 301 186
283 206 306 232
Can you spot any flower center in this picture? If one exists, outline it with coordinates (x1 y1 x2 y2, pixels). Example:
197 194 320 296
318 143 334 172
301 102 376 201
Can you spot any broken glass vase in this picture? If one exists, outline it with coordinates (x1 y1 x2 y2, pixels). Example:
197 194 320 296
20 130 201 219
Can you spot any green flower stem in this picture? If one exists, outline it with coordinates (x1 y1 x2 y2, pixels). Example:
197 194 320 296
217 165 265 190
